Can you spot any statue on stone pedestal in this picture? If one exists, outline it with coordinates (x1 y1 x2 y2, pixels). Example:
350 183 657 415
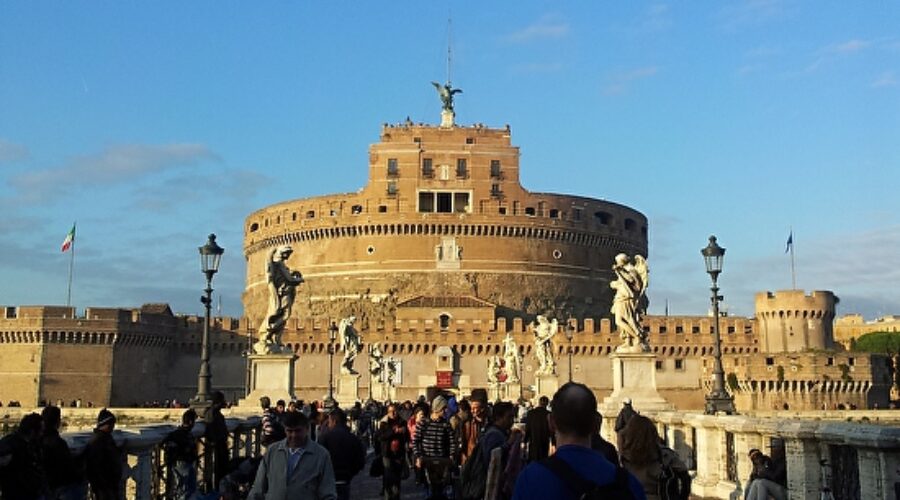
502 333 521 383
610 253 650 352
385 358 398 387
369 343 384 382
255 245 304 354
532 315 559 376
339 316 360 375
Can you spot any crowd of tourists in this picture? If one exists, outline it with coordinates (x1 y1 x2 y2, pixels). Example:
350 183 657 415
0 384 791 500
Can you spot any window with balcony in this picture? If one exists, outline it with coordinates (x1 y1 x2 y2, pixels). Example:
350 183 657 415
456 159 467 178
490 160 502 178
387 158 398 176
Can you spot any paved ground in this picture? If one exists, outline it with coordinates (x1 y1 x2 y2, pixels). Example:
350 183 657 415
349 454 424 499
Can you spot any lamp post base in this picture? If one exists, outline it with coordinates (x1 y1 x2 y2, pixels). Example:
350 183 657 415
704 391 736 415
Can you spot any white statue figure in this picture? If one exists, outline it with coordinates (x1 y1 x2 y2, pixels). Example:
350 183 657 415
369 342 384 381
339 316 360 375
385 358 398 387
502 333 521 383
487 355 502 384
532 315 559 376
610 253 650 352
255 245 304 354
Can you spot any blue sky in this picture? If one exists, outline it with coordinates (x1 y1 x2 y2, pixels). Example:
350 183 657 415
1 2 898 320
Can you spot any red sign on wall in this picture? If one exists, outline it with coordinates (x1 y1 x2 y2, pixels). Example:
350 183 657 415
436 371 454 388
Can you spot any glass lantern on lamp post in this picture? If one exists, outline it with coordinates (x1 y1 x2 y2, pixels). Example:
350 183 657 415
326 322 338 409
701 235 736 415
194 234 224 404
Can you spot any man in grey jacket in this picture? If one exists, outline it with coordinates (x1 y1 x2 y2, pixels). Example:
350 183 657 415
249 410 337 500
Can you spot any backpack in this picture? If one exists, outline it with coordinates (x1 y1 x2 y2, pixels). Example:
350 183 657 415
657 450 691 500
458 440 490 500
540 455 635 500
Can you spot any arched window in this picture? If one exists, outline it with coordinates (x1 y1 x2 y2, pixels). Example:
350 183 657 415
439 314 451 331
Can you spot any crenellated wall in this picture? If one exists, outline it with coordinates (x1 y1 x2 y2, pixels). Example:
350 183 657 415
755 290 836 352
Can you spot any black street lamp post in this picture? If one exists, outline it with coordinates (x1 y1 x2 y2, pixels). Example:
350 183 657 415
565 322 575 382
702 235 736 415
326 322 338 409
194 234 224 404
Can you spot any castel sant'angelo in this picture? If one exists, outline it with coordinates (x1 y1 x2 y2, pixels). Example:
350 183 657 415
0 86 894 410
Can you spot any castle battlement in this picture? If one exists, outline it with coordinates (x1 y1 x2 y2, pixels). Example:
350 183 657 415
754 290 836 353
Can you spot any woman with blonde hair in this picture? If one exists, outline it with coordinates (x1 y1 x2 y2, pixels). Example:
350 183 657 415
619 414 691 500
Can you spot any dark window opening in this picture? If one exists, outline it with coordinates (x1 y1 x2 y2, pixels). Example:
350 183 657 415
525 207 536 216
624 218 636 231
674 359 684 370
456 159 467 178
465 137 474 144
765 357 774 365
491 184 502 197
419 192 434 213
594 212 611 225
305 211 315 219
387 158 398 176
436 192 452 213
676 326 684 334
490 160 501 178
439 314 451 330
549 209 559 218
573 208 582 221
250 223 259 232
655 360 664 370
378 205 387 213
292 213 297 221
454 192 469 213
659 326 667 334
351 205 363 215
692 326 700 334
387 182 397 196
422 158 433 178
499 207 507 215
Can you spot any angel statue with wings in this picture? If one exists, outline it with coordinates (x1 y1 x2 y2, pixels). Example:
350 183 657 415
339 316 360 375
532 315 559 376
431 81 462 112
610 253 650 352
255 245 304 354
369 342 384 381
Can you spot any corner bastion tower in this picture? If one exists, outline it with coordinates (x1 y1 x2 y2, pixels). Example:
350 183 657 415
243 113 648 326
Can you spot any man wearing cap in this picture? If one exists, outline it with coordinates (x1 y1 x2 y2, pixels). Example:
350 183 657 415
413 395 458 499
85 408 123 500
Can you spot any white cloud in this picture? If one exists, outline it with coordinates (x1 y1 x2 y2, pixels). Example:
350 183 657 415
8 143 220 202
603 66 659 95
0 138 29 164
504 14 569 44
829 39 872 54
871 71 897 88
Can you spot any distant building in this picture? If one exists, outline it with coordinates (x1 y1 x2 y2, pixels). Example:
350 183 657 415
834 313 900 349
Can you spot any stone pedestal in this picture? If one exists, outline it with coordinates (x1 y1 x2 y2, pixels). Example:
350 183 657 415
600 352 673 412
239 354 297 407
440 109 455 128
534 374 560 401
336 373 360 408
502 381 522 402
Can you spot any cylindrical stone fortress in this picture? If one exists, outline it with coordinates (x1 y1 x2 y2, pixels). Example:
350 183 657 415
243 122 647 328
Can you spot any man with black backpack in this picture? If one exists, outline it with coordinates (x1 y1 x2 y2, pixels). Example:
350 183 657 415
512 383 646 500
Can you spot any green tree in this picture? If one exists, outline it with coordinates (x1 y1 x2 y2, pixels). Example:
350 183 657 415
851 331 900 353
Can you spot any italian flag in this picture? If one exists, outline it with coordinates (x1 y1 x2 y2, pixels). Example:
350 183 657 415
61 224 76 252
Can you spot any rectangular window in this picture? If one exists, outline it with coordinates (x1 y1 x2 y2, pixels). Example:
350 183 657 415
727 326 736 334
456 159 467 178
422 158 433 177
437 192 452 213
418 192 434 213
490 160 501 177
659 326 667 334
676 325 684 334
454 192 469 213
387 158 398 176
765 357 774 366
692 326 700 334
387 182 397 196
573 208 582 221
498 207 507 215
655 360 664 370
491 184 502 197
674 359 685 370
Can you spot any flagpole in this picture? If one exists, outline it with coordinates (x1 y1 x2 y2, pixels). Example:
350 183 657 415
66 237 75 307
789 227 797 290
